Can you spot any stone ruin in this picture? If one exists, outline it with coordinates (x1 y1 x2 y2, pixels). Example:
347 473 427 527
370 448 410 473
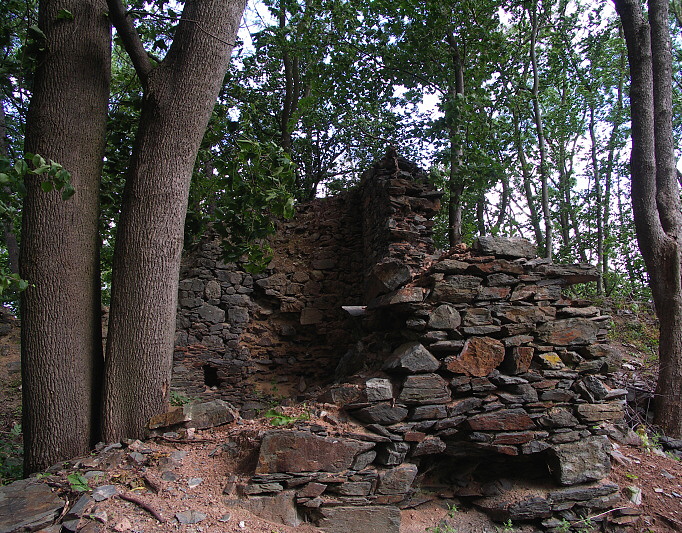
173 149 631 532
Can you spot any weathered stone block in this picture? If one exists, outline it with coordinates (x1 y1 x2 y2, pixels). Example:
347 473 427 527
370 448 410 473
378 463 418 494
256 431 374 474
313 506 401 533
430 275 482 303
352 403 409 425
467 408 535 431
399 374 451 405
365 378 393 402
444 336 505 377
197 303 225 324
575 402 623 423
412 436 447 456
368 287 426 309
536 318 599 346
428 304 462 330
548 435 611 485
383 342 440 374
473 236 537 258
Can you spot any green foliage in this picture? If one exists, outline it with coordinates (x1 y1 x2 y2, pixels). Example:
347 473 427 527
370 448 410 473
169 390 193 406
188 137 296 273
263 408 310 426
0 423 22 484
495 519 515 532
66 472 90 492
426 524 458 533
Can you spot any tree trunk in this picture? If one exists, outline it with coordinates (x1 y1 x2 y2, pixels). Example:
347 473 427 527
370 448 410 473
512 108 544 251
616 0 682 437
21 0 109 472
446 33 465 247
529 4 552 259
102 0 246 441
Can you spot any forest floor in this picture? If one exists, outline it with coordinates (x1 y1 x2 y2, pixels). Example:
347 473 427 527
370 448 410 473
1 303 682 532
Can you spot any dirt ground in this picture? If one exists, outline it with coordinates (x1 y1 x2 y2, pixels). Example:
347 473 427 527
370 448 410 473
2 310 682 533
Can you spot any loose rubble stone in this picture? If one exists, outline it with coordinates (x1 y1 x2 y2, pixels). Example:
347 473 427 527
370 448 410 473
0 478 64 533
175 510 206 524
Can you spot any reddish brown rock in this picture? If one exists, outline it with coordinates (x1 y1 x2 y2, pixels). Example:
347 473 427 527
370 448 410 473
256 430 374 474
504 346 534 374
492 431 538 445
444 337 505 377
466 409 535 431
536 318 599 346
430 275 482 303
468 259 524 275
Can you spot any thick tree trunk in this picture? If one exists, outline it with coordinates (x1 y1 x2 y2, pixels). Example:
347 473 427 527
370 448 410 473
616 0 682 437
102 0 246 441
21 0 109 472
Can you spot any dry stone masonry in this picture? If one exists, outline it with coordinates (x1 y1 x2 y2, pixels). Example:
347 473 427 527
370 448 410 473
174 149 628 532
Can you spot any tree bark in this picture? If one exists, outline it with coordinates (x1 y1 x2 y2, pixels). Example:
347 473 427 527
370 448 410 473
446 32 465 247
21 0 109 472
615 0 682 437
102 0 246 441
529 4 552 259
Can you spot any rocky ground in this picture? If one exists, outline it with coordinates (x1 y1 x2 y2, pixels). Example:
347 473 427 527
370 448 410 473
1 305 682 533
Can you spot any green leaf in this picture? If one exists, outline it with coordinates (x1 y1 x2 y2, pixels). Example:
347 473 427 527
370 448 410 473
14 160 28 177
0 174 9 184
61 184 76 201
56 9 74 21
31 153 44 168
67 473 90 492
40 181 53 193
27 25 47 41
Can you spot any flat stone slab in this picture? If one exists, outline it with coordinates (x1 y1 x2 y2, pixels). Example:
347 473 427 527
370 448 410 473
473 236 537 258
0 478 64 533
314 505 400 533
256 430 374 474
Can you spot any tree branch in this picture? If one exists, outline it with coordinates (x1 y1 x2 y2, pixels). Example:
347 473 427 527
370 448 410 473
106 0 152 87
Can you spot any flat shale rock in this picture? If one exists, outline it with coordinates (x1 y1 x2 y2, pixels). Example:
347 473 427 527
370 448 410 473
444 336 505 377
466 408 535 431
536 318 599 346
0 478 64 533
313 505 401 533
473 236 537 259
430 275 482 304
399 374 451 405
256 430 374 474
352 403 409 425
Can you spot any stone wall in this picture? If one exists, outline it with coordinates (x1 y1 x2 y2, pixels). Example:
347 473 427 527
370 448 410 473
174 150 627 531
174 191 365 411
